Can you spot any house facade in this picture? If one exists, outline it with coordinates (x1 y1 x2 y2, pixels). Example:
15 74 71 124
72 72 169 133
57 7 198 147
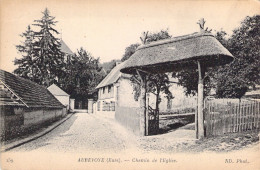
95 62 197 135
95 62 137 118
0 69 66 141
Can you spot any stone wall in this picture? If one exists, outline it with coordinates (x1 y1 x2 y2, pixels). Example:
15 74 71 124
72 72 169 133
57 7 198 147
0 106 66 141
23 108 65 127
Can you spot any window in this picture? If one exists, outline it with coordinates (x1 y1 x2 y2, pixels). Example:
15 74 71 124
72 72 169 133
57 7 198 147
108 85 111 93
103 87 105 94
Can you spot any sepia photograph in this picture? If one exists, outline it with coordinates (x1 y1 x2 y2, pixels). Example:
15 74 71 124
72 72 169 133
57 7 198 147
0 0 260 169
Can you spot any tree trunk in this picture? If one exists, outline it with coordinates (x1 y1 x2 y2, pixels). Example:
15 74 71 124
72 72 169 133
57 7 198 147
137 71 148 136
155 90 160 134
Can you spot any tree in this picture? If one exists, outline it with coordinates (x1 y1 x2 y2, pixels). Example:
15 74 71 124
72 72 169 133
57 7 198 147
214 15 260 98
172 15 260 99
14 8 65 86
101 59 120 75
145 29 172 43
121 43 140 62
60 48 104 100
14 25 36 81
171 68 212 97
32 8 65 86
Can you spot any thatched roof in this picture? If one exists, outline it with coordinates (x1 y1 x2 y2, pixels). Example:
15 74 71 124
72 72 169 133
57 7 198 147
0 69 64 108
120 32 234 74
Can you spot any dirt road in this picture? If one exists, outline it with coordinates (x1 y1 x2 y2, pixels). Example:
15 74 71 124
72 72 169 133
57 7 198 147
8 113 259 154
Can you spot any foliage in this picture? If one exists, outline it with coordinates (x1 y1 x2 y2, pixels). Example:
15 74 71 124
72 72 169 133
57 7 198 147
60 48 104 100
215 15 260 98
14 8 104 100
14 25 36 81
14 8 65 86
172 68 212 97
32 8 65 86
172 16 260 99
121 43 140 62
101 59 121 75
146 29 172 43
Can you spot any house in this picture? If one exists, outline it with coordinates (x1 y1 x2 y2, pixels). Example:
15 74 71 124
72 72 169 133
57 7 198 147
47 84 71 111
95 62 197 134
0 69 66 141
95 61 136 118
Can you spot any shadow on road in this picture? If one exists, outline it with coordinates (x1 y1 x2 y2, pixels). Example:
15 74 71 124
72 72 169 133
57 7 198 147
158 114 195 135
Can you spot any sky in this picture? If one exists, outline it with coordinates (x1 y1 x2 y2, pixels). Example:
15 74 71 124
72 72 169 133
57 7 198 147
0 0 259 72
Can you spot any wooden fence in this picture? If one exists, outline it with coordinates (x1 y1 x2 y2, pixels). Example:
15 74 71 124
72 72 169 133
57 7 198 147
205 99 260 137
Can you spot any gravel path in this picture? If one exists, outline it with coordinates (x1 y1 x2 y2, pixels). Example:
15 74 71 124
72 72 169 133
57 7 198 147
8 113 259 154
9 113 137 154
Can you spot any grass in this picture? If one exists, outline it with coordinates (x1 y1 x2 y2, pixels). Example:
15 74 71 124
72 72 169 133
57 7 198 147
156 112 259 152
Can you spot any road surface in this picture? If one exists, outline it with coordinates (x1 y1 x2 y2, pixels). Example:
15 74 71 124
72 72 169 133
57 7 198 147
9 113 138 154
6 112 258 154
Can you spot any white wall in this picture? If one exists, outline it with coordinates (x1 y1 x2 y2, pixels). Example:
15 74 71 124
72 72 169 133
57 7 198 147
70 99 75 111
117 78 138 107
54 95 70 110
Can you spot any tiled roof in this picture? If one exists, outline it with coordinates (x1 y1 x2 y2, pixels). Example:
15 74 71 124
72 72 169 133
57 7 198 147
60 40 73 55
96 61 130 89
0 69 65 108
48 84 69 96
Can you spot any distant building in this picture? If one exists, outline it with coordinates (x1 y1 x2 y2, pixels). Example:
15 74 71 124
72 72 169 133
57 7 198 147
244 85 260 99
0 69 66 141
48 84 70 110
60 39 74 56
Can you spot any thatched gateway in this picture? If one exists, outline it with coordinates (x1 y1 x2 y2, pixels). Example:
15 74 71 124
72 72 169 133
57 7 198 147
120 22 234 138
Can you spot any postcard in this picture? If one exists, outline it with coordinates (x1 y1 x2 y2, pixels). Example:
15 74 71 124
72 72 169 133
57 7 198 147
0 0 259 169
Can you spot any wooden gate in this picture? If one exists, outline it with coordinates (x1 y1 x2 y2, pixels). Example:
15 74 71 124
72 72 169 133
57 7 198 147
205 99 260 137
148 106 159 135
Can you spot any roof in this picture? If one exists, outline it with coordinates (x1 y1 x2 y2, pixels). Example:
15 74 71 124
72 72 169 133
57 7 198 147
0 83 25 106
96 61 130 89
244 86 260 98
0 69 64 108
60 40 73 55
48 84 70 96
120 32 234 74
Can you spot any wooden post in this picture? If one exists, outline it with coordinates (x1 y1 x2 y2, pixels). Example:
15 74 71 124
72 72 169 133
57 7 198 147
197 61 205 139
195 100 198 138
137 70 148 136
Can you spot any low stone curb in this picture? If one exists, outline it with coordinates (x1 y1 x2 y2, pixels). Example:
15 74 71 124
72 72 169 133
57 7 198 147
1 113 74 152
